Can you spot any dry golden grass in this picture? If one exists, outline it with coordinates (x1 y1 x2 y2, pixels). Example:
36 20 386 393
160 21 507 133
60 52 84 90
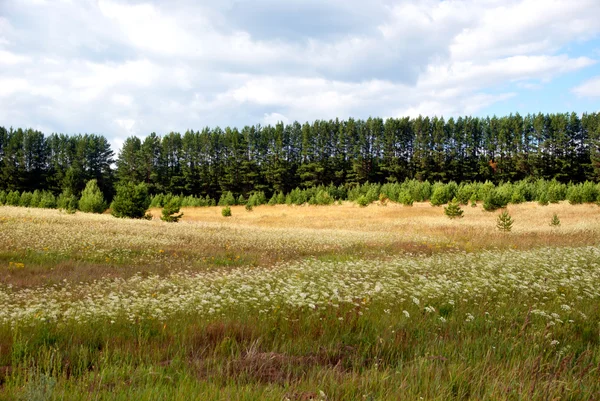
1 202 599 287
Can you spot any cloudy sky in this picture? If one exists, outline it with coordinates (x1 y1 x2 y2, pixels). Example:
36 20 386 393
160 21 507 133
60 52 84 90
1 0 600 150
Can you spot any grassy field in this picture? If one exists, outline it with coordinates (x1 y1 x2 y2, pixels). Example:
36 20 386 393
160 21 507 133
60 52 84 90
0 202 599 400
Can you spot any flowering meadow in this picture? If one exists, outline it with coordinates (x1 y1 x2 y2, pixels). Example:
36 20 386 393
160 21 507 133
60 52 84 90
0 205 599 400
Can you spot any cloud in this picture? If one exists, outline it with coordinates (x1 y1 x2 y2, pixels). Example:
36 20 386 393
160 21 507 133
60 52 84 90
572 76 600 97
0 0 598 152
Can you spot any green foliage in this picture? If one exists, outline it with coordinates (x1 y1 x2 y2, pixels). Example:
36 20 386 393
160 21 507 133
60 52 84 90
78 179 107 214
57 189 78 214
0 190 6 205
537 192 549 206
496 210 514 232
161 198 183 222
483 189 509 211
397 191 414 206
19 191 33 207
38 191 57 209
245 203 253 212
30 190 42 208
356 195 370 207
268 192 278 205
237 194 246 206
218 191 236 206
221 206 232 217
468 194 476 207
6 190 20 206
444 198 464 219
550 213 561 227
110 182 150 219
430 183 452 206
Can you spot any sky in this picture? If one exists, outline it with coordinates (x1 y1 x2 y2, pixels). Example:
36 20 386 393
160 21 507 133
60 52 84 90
1 0 600 151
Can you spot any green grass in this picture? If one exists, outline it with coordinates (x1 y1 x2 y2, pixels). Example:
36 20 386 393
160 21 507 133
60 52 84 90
0 207 599 400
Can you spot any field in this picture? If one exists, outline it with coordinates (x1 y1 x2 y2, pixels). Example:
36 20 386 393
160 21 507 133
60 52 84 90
0 202 599 400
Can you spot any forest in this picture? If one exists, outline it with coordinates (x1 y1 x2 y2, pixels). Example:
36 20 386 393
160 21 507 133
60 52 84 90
1 112 600 201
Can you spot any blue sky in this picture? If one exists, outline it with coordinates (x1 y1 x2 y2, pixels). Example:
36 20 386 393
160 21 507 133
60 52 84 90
1 0 599 151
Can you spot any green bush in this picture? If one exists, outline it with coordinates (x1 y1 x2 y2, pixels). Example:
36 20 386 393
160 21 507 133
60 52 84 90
580 181 599 203
161 198 183 222
456 184 476 205
398 191 414 206
110 182 150 219
0 190 6 205
483 189 509 211
57 190 78 214
430 184 452 206
444 198 463 219
547 181 566 203
356 195 370 207
496 210 513 232
19 191 33 207
38 191 57 209
222 206 232 217
566 185 583 204
218 191 236 206
237 194 247 206
78 179 107 214
30 190 42 208
6 190 20 206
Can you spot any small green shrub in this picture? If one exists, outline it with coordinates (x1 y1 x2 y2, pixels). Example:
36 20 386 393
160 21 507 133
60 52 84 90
161 198 183 222
30 190 42 208
430 184 451 206
398 191 414 206
57 189 78 213
483 189 508 211
550 213 560 227
356 195 369 207
38 191 57 209
78 179 107 213
6 190 20 206
537 192 549 206
496 210 513 232
110 182 150 219
444 198 464 219
19 191 33 207
222 206 232 217
218 191 236 206
245 203 253 212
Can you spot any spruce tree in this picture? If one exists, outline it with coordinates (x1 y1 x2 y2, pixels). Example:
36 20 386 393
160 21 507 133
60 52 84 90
496 210 514 232
550 213 561 227
111 182 150 219
79 179 107 213
161 198 183 222
444 198 464 219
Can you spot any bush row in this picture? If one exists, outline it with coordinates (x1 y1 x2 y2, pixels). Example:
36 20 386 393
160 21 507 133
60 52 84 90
2 179 599 214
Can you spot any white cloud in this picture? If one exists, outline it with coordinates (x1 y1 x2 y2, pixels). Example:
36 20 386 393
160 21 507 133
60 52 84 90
572 76 600 97
0 0 598 147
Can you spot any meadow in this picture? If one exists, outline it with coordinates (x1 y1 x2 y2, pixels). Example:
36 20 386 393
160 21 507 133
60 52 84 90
0 202 599 400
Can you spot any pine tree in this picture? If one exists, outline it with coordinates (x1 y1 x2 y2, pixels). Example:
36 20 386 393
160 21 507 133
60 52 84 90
496 210 513 232
79 179 107 213
111 182 150 219
444 197 464 219
161 198 183 222
550 213 561 227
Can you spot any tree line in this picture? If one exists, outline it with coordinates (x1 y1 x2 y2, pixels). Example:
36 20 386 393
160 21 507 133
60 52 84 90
2 112 600 200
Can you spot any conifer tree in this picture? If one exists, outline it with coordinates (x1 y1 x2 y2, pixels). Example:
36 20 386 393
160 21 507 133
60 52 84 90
444 197 464 219
496 210 514 232
161 198 183 222
79 179 107 214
